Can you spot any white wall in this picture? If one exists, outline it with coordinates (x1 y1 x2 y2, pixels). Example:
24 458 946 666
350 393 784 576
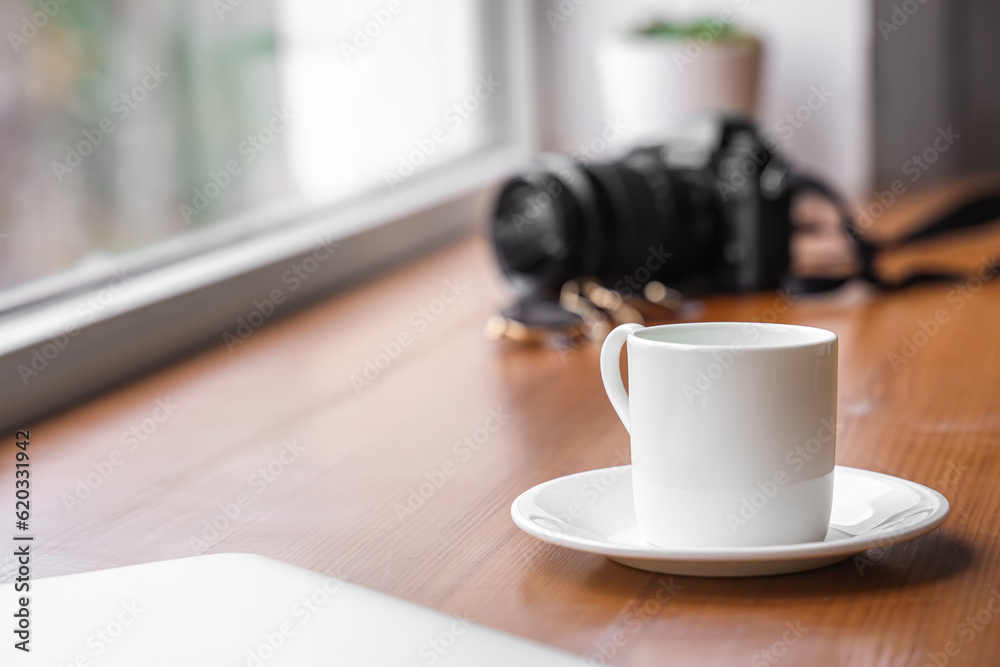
533 0 874 200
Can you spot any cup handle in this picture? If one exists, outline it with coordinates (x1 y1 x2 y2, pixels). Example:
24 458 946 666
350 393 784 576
600 323 643 434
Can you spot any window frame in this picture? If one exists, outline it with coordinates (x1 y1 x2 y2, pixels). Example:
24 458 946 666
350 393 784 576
0 0 534 431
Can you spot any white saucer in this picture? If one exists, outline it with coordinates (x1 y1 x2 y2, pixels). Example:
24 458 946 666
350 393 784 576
511 465 949 577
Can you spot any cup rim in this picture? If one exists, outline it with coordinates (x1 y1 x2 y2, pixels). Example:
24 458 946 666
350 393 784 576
628 321 837 351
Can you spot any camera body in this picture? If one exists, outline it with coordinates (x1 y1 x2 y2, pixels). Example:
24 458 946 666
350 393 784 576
490 115 794 296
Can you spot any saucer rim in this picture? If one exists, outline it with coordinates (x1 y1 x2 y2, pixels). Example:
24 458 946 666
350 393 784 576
510 465 950 563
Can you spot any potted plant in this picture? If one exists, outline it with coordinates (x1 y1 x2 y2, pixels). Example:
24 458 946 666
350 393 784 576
597 17 762 145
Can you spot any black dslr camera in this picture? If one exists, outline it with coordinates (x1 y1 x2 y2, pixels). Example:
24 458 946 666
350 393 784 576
487 114 1000 344
490 115 795 298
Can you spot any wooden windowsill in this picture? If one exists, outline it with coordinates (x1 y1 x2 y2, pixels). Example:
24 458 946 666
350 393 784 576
4 181 1000 665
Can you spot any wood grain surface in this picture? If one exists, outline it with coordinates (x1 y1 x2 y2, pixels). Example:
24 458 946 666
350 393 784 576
3 182 1000 666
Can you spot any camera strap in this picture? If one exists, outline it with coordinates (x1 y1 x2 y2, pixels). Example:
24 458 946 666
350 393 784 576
787 173 1000 294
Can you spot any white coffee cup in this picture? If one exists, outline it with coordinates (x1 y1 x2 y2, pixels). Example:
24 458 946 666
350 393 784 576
600 321 838 549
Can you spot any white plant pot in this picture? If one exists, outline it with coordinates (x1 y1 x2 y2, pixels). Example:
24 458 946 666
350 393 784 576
597 34 762 146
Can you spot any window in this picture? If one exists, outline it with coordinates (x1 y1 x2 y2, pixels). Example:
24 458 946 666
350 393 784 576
277 0 494 202
0 0 532 428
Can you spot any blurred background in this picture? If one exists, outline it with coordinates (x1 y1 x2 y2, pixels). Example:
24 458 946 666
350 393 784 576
0 0 492 290
2 0 1000 428
1 0 998 292
536 0 1000 198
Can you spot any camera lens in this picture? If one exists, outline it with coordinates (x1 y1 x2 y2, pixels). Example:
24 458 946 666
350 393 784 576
489 156 602 294
490 152 723 293
491 176 574 287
